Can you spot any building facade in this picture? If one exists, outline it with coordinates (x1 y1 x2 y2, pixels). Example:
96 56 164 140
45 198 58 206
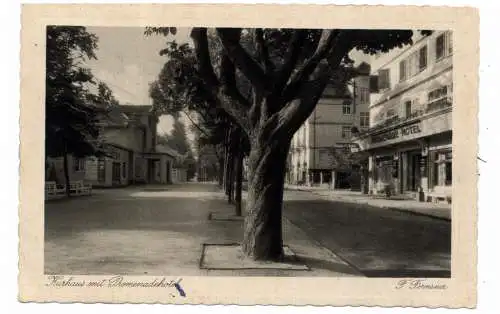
352 30 453 202
287 63 371 189
46 105 178 188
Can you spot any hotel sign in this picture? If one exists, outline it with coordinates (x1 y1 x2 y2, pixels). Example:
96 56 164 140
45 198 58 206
371 122 422 144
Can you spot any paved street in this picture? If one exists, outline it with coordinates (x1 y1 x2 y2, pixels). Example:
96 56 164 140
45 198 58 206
45 183 450 277
283 190 451 277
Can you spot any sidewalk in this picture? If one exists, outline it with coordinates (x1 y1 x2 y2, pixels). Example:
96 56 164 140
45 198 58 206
285 184 451 221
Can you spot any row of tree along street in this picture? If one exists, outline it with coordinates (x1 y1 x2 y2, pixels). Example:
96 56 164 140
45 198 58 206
145 27 433 261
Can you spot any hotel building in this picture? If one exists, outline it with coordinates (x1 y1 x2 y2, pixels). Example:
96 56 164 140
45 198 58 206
352 30 453 202
287 63 372 188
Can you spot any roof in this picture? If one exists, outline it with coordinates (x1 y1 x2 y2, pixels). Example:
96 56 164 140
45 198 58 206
155 144 183 158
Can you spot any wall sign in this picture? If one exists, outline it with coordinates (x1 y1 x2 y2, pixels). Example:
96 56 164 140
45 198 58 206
371 122 422 144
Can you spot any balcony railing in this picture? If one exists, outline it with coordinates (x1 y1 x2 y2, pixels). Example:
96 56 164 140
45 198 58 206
355 97 453 137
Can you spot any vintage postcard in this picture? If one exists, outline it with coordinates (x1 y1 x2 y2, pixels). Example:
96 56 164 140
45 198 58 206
19 4 478 307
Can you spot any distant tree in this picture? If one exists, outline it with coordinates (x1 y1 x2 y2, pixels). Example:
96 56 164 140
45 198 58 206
164 118 191 155
45 26 101 196
157 117 197 180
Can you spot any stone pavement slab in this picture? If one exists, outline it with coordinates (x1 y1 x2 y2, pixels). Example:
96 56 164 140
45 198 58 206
200 244 309 270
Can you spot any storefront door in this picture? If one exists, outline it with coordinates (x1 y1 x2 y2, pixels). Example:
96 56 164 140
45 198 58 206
406 152 422 191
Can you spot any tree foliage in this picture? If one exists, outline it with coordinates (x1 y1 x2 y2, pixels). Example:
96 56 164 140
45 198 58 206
45 26 102 158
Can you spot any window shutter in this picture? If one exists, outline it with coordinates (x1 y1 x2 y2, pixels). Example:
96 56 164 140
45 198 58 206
419 45 428 70
399 60 407 82
369 75 379 92
377 69 390 90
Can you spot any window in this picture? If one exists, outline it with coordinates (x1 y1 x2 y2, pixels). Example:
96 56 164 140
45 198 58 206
404 100 412 117
436 34 445 60
341 126 351 139
358 87 370 104
399 60 407 82
432 150 452 187
342 102 351 115
122 162 127 178
369 75 379 93
378 69 390 90
73 158 86 172
419 45 428 71
436 31 452 61
360 112 369 128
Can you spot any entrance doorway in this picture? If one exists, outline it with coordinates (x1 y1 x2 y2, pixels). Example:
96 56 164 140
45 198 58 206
112 162 121 185
406 152 422 192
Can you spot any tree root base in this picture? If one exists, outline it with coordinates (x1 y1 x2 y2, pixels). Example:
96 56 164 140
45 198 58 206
200 243 309 270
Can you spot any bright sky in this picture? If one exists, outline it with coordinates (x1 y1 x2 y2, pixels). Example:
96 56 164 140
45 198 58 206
85 26 192 137
84 26 369 139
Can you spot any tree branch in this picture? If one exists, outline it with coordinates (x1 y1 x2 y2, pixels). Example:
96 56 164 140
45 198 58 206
191 28 251 134
182 109 210 138
254 28 274 73
273 29 309 94
281 30 342 102
190 28 220 88
220 54 251 109
268 37 355 141
216 28 273 94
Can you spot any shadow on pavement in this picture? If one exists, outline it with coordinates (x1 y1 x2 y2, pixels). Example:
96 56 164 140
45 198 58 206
283 199 451 278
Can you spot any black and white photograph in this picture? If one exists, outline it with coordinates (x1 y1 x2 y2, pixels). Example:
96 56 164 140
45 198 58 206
18 3 478 307
44 26 452 277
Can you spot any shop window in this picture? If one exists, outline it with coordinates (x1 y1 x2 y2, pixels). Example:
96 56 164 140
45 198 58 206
432 150 452 187
73 158 86 172
445 151 452 186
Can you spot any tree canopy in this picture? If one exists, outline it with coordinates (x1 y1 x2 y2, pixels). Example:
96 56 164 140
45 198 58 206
45 26 102 158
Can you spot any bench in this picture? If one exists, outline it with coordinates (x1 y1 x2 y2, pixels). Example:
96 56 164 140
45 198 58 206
69 180 92 196
45 181 66 200
426 186 452 204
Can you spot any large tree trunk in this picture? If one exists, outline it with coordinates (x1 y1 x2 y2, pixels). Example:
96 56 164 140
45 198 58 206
223 148 230 194
63 153 71 197
241 137 290 261
217 157 224 187
227 152 234 204
234 149 243 216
